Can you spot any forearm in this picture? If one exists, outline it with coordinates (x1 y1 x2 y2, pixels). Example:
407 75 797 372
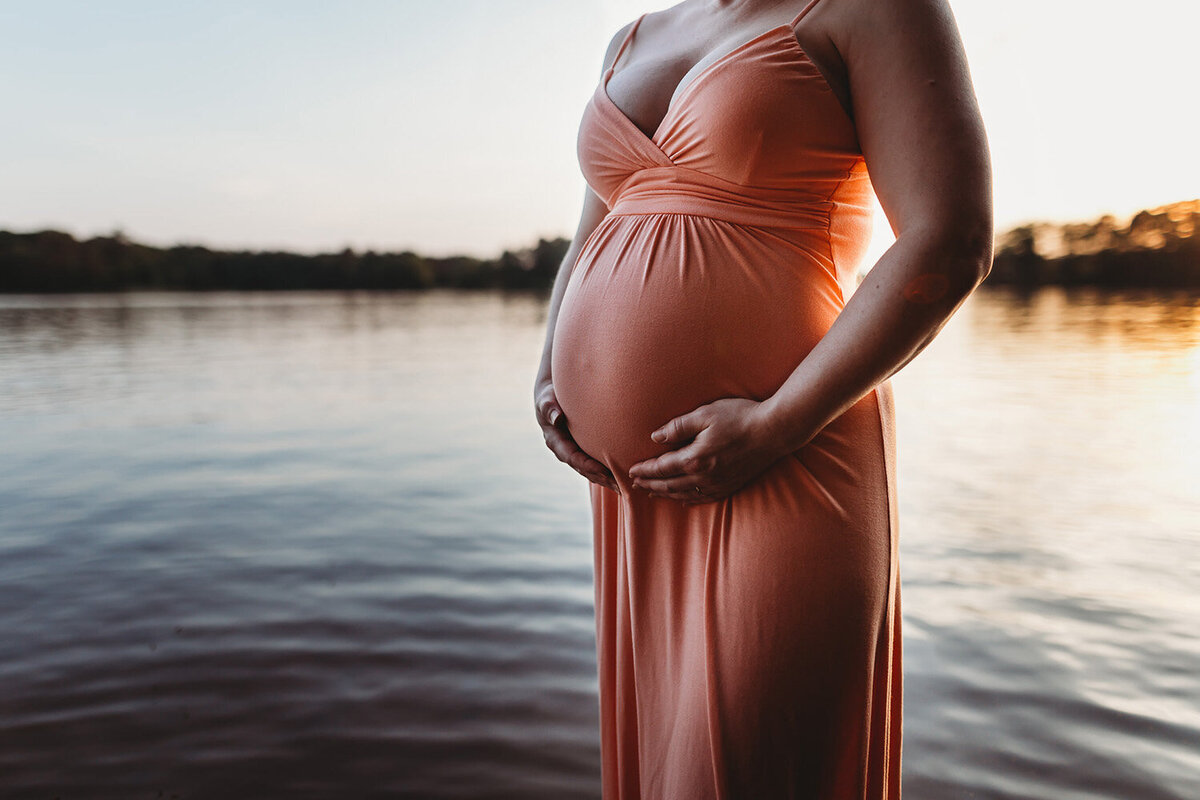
535 244 583 382
760 228 991 452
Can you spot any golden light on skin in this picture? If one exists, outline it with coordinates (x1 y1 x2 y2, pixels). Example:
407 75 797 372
902 273 951 303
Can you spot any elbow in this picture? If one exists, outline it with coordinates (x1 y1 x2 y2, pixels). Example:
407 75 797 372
961 211 995 283
894 217 993 305
966 243 994 287
971 226 996 284
927 216 995 286
949 241 993 299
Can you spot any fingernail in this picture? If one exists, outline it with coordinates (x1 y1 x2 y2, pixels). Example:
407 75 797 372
549 409 560 425
651 430 665 442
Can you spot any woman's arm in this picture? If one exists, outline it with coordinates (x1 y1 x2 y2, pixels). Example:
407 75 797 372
629 0 993 502
533 185 620 492
535 19 645 492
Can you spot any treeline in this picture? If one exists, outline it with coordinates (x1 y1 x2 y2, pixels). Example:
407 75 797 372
0 229 571 292
4 198 1200 292
987 199 1200 287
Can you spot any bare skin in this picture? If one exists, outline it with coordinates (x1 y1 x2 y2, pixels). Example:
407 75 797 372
535 0 993 503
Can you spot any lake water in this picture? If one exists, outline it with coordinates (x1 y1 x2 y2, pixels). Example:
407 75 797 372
0 287 1197 799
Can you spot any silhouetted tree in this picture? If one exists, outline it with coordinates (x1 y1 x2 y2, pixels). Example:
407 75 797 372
986 200 1200 287
4 200 1197 292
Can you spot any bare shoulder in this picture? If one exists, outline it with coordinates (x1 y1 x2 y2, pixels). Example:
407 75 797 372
596 5 685 75
836 0 970 61
828 0 981 111
823 0 992 249
597 16 640 77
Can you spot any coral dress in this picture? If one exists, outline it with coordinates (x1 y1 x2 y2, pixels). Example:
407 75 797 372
551 1 902 796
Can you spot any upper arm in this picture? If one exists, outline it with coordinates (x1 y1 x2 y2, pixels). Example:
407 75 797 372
840 0 993 265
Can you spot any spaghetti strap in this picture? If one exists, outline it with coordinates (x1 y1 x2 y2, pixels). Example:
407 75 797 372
790 0 825 27
610 12 646 72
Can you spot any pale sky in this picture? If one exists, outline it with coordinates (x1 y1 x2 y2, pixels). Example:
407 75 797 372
0 0 1195 262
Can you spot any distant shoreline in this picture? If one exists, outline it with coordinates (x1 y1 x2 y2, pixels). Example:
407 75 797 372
986 199 1200 288
4 199 1198 292
0 229 563 293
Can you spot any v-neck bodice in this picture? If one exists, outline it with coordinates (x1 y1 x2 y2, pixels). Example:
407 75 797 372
601 9 851 146
577 1 867 229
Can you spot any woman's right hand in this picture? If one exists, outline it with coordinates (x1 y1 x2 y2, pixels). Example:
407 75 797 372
535 377 619 493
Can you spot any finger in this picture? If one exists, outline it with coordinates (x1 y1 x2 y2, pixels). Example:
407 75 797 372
547 429 607 476
571 455 616 488
545 426 615 484
637 487 715 504
537 395 563 427
594 477 621 493
631 476 703 494
633 473 737 500
568 449 615 483
628 445 708 480
650 409 707 446
644 482 731 504
594 474 621 493
644 487 713 504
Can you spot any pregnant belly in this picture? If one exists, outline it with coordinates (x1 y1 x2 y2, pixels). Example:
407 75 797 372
551 214 844 479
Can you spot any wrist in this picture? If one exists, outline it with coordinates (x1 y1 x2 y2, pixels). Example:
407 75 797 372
755 393 818 456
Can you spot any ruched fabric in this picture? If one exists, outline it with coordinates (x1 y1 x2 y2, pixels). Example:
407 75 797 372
552 1 902 796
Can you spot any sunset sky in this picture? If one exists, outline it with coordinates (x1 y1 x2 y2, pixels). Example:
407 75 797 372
1 0 1195 264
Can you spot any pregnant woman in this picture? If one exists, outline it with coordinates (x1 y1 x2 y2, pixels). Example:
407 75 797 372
534 0 991 796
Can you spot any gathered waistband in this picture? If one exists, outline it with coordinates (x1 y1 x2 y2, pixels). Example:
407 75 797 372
607 166 834 230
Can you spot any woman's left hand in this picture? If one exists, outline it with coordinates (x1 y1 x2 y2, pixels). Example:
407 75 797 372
628 397 792 504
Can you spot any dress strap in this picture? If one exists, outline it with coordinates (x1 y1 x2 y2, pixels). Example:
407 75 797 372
790 0 825 27
611 12 647 72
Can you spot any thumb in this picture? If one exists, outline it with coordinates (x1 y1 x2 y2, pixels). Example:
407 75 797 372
651 410 705 445
538 393 563 426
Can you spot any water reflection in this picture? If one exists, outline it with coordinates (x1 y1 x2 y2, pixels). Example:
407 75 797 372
0 288 1196 799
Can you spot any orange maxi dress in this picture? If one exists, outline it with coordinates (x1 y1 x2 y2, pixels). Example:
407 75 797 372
551 1 902 797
